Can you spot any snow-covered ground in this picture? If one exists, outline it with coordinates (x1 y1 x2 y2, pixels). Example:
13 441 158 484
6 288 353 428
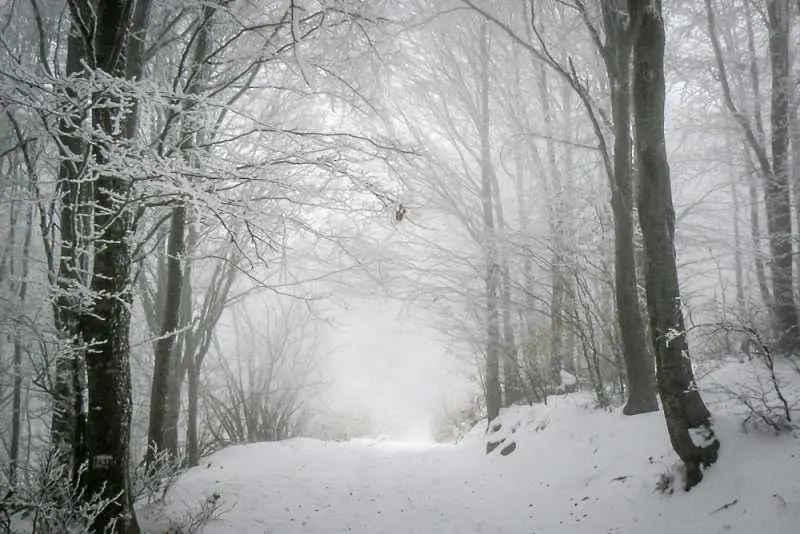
141 360 800 533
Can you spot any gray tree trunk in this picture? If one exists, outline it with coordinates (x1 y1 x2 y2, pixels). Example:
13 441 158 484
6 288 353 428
742 0 774 315
765 0 799 352
478 20 502 423
186 346 200 467
602 0 658 415
9 196 33 485
630 0 719 490
537 66 565 387
500 261 522 405
489 146 522 406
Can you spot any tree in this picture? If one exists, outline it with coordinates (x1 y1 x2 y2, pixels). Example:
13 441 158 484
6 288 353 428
1 2 407 529
595 0 659 415
462 0 658 413
478 20 503 423
74 1 143 529
764 0 797 352
630 0 720 490
705 0 799 349
200 299 321 450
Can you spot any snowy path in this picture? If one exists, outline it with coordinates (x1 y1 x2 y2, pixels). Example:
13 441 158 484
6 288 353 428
143 385 800 533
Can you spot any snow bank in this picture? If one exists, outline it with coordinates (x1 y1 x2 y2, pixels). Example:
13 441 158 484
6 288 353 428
140 361 800 533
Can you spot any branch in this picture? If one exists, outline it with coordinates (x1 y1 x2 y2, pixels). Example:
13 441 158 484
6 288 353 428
704 0 772 180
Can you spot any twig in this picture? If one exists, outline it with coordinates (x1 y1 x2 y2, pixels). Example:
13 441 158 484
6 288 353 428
709 498 738 514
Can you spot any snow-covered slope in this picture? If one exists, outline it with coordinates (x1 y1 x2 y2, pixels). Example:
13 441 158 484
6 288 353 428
141 361 800 533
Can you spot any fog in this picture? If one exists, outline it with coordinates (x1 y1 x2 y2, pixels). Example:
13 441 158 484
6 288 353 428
321 298 476 442
3 1 799 530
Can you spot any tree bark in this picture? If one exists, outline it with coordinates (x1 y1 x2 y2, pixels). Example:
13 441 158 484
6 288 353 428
50 4 90 475
163 342 186 453
145 203 186 463
186 362 200 466
765 0 799 352
76 1 141 531
602 0 658 415
9 197 33 485
791 88 800 302
164 244 194 453
630 0 719 490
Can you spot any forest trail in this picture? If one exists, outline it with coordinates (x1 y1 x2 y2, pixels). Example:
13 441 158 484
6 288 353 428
141 362 800 534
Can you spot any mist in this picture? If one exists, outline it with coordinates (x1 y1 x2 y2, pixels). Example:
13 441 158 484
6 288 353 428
2 0 800 532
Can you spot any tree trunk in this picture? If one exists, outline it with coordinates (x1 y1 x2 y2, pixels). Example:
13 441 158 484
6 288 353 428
50 4 90 474
164 244 193 453
630 0 720 490
9 198 33 486
478 20 501 423
163 334 187 453
603 1 658 415
791 88 800 302
559 78 577 378
500 261 522 405
186 354 200 467
77 1 140 531
538 65 564 387
746 152 775 313
145 203 186 463
489 141 522 406
726 133 746 319
766 0 799 352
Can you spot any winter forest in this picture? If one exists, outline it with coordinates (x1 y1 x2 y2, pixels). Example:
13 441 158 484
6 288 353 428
1 0 800 532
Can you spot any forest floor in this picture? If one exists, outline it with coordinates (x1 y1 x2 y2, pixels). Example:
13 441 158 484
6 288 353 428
141 359 800 533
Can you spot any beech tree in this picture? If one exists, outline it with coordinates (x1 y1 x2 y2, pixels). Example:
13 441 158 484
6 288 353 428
630 0 720 489
461 0 658 413
705 0 799 350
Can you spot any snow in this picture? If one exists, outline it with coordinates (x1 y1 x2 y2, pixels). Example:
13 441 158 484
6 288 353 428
560 369 577 386
688 425 716 448
140 361 800 533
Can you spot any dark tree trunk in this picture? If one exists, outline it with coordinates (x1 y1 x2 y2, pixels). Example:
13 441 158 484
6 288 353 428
163 254 193 453
145 203 186 463
602 0 658 415
50 6 90 473
77 1 140 531
163 5 214 458
766 0 799 353
186 352 200 467
630 0 720 490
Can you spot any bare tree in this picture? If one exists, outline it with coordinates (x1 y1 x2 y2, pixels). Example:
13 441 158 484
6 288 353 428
201 300 320 450
460 0 659 413
706 0 799 350
630 0 720 490
478 20 503 423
